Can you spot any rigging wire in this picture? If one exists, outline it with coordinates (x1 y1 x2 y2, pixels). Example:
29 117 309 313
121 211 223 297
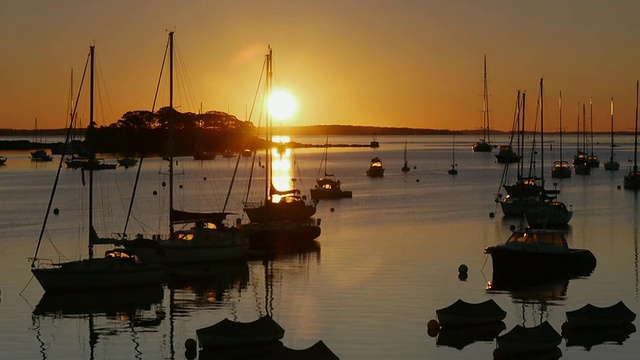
31 48 90 267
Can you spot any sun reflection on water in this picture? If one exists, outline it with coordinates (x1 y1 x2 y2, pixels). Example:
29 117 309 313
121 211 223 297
271 135 293 202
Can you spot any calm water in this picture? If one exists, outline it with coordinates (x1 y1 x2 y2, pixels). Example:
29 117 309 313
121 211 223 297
1 134 640 359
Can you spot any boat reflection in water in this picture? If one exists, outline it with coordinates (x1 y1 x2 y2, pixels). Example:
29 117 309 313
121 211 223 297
32 285 165 360
435 321 506 350
197 240 330 360
487 274 569 360
166 260 250 312
562 301 637 351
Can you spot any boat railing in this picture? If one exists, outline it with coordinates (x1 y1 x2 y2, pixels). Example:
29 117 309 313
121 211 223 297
97 232 169 244
29 258 62 269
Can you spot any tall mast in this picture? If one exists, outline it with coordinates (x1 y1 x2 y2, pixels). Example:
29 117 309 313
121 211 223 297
634 81 638 173
483 54 490 143
519 92 526 178
576 102 580 153
265 46 273 203
540 78 545 184
168 31 175 236
582 104 587 153
610 97 615 162
590 99 594 156
559 91 563 163
88 45 95 260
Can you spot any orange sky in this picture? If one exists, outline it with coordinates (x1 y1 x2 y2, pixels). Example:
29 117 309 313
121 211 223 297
2 1 640 132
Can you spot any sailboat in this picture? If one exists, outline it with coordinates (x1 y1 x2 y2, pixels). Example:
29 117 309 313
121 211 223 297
496 91 542 216
498 80 572 227
448 135 458 175
573 103 591 175
242 50 316 223
551 91 571 178
523 78 573 228
604 97 620 171
242 47 321 246
497 92 542 198
401 141 410 172
30 117 54 162
624 80 640 190
30 46 164 292
115 32 249 265
310 136 352 200
472 54 493 153
586 99 600 167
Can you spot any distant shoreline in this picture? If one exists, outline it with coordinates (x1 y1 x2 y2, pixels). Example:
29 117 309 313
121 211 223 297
0 126 630 137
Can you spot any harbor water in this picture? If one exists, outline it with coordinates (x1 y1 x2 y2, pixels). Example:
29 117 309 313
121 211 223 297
0 134 639 359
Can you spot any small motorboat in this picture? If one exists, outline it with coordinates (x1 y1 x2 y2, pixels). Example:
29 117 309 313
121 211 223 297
193 151 216 160
565 301 636 328
435 299 506 327
31 149 53 161
366 157 385 177
117 156 138 167
196 315 285 348
0 156 7 165
495 145 520 164
311 178 353 200
496 321 561 355
485 227 596 284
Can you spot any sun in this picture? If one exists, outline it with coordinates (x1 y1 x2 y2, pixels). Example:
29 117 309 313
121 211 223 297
268 90 297 121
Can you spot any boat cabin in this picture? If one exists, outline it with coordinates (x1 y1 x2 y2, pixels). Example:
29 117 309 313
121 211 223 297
505 229 569 252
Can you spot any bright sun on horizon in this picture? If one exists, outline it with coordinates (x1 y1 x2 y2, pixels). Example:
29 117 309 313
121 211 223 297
268 90 297 121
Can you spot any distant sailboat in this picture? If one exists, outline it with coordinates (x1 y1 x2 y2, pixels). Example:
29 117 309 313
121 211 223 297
573 103 590 175
472 54 493 153
30 117 53 162
310 135 352 199
604 97 620 171
624 80 640 190
448 135 458 175
401 141 410 172
586 99 600 167
551 91 571 178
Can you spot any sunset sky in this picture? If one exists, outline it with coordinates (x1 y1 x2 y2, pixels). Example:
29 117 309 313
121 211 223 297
2 1 640 132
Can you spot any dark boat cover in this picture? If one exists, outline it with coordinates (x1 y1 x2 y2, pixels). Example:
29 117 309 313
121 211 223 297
196 315 285 347
436 299 506 326
566 301 636 327
498 321 561 352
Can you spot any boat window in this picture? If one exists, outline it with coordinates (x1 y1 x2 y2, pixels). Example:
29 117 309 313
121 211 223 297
526 233 538 244
204 222 217 230
508 233 529 243
177 233 194 241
